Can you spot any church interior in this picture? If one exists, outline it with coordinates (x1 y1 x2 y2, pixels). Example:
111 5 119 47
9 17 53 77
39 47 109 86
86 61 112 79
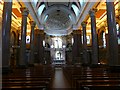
1 0 120 89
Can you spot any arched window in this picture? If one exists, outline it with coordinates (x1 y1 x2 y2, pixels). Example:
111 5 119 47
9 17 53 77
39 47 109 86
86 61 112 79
51 37 63 48
32 0 38 7
26 35 30 44
38 4 45 16
79 0 85 7
116 23 119 35
116 22 120 44
81 35 90 45
43 40 45 47
69 14 72 21
72 37 74 45
54 37 62 48
44 14 49 22
103 32 106 47
71 4 80 17
98 31 106 48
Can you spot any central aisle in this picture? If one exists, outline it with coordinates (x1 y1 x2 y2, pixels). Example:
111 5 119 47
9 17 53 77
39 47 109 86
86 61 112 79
52 67 71 89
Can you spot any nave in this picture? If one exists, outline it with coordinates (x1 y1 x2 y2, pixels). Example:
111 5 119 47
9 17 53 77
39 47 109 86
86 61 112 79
1 0 120 90
52 67 71 89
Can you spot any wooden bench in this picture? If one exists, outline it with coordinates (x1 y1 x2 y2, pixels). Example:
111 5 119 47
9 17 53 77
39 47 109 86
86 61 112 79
76 79 120 90
63 65 120 89
72 74 120 88
2 65 55 89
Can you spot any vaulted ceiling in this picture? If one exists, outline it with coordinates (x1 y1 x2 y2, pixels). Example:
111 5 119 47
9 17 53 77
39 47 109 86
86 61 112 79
0 0 119 36
33 1 81 36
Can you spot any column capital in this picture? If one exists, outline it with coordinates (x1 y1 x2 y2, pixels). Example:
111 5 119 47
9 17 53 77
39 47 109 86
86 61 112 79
89 9 97 17
30 21 36 27
20 7 29 16
35 29 45 35
73 30 81 34
39 24 45 30
39 30 45 34
81 21 87 27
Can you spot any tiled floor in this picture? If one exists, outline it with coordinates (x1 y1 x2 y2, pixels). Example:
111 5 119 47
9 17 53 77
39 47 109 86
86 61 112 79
52 67 71 89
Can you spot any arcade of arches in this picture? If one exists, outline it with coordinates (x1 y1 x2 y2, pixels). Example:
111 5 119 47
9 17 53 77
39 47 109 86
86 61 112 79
1 0 120 89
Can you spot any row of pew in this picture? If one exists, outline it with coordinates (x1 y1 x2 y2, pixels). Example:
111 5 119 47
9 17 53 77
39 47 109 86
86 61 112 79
63 64 120 90
2 65 55 90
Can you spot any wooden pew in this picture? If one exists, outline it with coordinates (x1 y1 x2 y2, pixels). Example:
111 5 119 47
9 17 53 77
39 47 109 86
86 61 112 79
2 81 49 89
76 79 120 90
63 65 120 89
2 65 55 89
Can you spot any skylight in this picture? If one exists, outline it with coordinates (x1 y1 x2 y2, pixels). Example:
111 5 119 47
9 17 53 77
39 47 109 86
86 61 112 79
38 4 45 16
79 0 85 7
69 15 72 21
32 0 38 7
44 14 48 22
71 4 80 16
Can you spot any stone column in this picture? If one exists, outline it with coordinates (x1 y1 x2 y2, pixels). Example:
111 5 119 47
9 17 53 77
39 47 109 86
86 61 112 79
34 29 39 63
72 30 82 64
38 30 45 64
29 21 36 66
16 30 20 66
105 34 109 63
19 7 29 67
2 1 12 72
89 9 99 65
44 50 51 64
81 21 88 65
106 1 119 66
